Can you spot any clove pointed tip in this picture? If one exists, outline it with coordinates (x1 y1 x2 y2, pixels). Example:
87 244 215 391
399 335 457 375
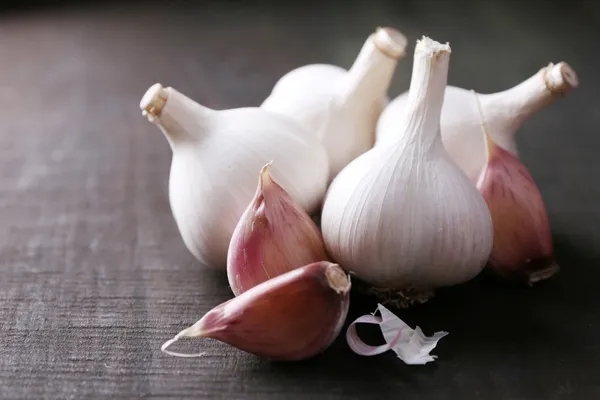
258 161 275 188
325 263 352 294
372 27 408 59
526 260 560 284
140 83 168 120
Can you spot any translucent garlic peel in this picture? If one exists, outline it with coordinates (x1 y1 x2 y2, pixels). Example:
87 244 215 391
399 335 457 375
476 133 559 283
376 62 579 182
141 84 329 268
161 262 351 361
321 37 493 292
227 162 329 295
262 27 407 180
346 304 448 365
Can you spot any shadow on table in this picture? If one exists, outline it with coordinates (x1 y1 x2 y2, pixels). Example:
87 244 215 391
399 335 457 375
239 233 597 396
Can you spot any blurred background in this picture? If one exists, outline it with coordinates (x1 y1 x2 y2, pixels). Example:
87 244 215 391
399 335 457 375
1 0 599 399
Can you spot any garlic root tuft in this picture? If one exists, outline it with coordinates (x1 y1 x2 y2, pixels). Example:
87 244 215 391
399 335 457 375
352 278 435 309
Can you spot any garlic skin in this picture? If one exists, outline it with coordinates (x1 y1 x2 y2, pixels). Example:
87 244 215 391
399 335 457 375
476 132 559 283
376 62 579 181
227 162 329 295
346 303 448 364
321 37 493 294
140 84 329 268
262 27 407 180
161 261 351 361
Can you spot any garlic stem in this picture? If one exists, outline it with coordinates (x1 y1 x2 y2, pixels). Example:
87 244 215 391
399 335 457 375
338 27 406 112
140 83 168 121
479 62 579 145
141 83 213 147
400 38 451 149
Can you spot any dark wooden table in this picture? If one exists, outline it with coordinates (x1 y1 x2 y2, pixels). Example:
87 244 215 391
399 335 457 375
1 1 599 398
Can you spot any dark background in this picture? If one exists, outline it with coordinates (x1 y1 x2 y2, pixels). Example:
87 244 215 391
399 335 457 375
1 0 599 399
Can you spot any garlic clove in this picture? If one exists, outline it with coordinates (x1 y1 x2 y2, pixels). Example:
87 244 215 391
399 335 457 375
476 131 559 284
346 304 448 365
227 162 330 295
162 262 351 361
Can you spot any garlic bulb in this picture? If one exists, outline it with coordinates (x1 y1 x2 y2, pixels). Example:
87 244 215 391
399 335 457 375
161 261 351 361
227 162 329 295
321 37 493 302
376 61 579 181
476 128 559 283
140 83 329 268
261 27 407 180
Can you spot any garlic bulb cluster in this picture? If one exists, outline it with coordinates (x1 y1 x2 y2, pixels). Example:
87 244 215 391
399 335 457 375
321 37 494 298
151 23 575 366
162 261 351 361
262 27 407 180
376 61 579 181
140 83 329 268
227 163 329 295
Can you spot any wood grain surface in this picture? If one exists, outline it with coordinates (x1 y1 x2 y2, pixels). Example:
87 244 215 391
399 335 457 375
0 1 599 399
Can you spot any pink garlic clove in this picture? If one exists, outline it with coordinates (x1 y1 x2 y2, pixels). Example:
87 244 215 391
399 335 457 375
476 133 559 284
162 261 351 361
227 162 329 296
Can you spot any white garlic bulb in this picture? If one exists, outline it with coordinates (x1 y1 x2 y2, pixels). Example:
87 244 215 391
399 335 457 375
321 37 493 294
376 62 579 181
140 83 329 269
261 27 407 180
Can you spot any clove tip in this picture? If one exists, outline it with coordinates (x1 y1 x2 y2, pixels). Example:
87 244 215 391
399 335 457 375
325 263 352 294
258 161 275 187
372 27 408 59
140 83 168 120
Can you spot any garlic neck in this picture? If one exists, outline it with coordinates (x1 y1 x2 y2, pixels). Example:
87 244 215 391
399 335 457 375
140 83 213 148
478 62 579 137
400 37 451 150
336 27 406 112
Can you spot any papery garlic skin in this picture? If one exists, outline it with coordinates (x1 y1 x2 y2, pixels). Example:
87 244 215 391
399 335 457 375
262 27 407 180
321 37 493 291
376 62 579 182
162 261 351 361
140 84 329 269
227 162 329 295
476 133 558 283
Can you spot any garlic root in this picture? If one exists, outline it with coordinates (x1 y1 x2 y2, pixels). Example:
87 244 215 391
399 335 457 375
351 277 435 309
